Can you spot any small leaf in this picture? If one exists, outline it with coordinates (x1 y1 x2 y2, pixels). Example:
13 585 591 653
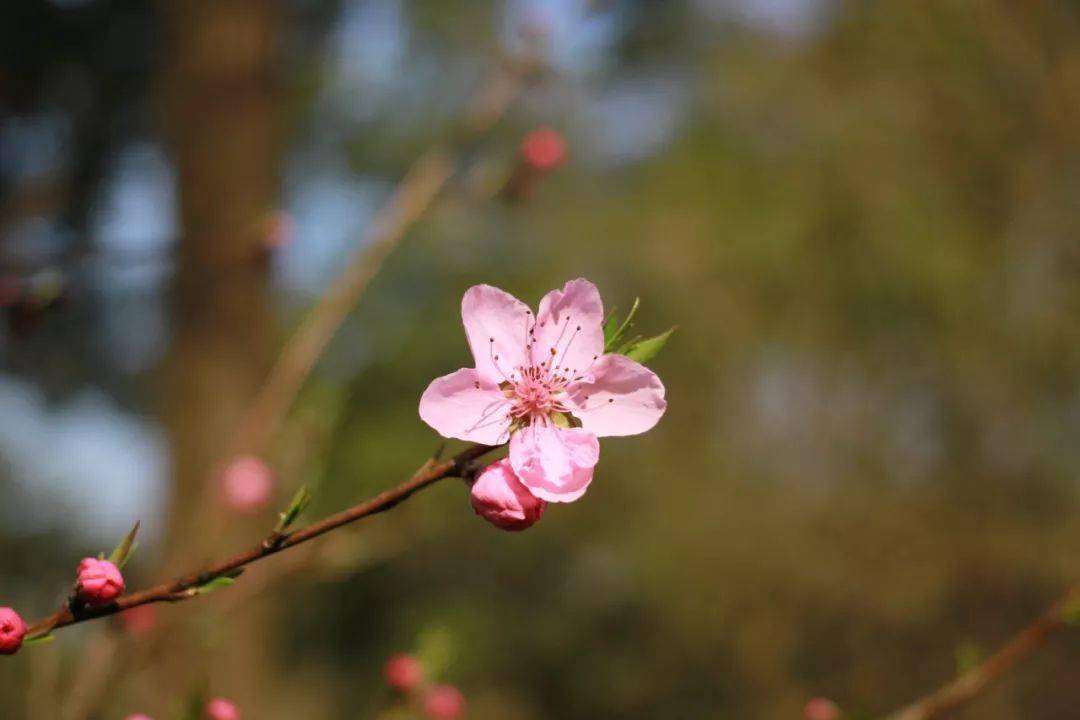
604 298 640 353
193 576 236 595
24 633 55 646
1062 596 1080 626
622 327 676 364
954 639 983 673
275 486 313 534
108 521 141 569
602 310 620 347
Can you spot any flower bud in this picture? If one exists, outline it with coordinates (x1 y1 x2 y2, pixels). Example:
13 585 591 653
0 607 27 655
220 455 274 513
125 715 153 720
384 653 424 693
76 558 124 605
470 459 546 531
521 128 567 172
423 685 466 720
205 698 240 720
804 697 841 720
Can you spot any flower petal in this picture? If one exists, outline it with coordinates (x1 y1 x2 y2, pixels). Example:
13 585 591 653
419 368 511 444
462 284 533 385
530 278 605 382
565 353 667 437
509 424 599 503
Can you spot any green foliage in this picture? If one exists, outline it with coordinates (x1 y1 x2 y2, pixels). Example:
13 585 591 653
275 486 314 534
107 521 141 570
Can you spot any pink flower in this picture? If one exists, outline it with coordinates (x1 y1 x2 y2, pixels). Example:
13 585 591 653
220 455 274 513
419 279 666 502
205 698 240 720
0 607 27 655
470 459 546 530
76 558 125 605
423 685 466 720
521 128 567 171
804 697 841 720
120 605 156 635
384 653 425 692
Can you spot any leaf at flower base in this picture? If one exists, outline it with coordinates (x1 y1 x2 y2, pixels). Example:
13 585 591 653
23 633 55 647
275 485 313 534
603 297 640 353
622 327 676 365
550 412 581 429
108 521 141 569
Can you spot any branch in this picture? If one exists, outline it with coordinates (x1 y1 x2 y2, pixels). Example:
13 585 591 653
230 60 529 456
25 443 494 639
881 583 1080 720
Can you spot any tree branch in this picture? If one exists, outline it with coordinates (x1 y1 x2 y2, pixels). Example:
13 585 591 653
881 583 1080 720
25 443 495 639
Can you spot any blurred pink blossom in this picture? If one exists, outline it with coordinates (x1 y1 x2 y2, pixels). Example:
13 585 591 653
220 455 274 513
120 605 156 635
0 607 27 655
470 458 546 530
263 211 295 251
76 558 125 605
419 279 666 503
521 128 567 172
205 698 240 720
124 715 153 720
384 653 425 692
804 696 841 720
423 684 466 720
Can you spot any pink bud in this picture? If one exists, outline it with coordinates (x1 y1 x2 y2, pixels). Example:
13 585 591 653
220 455 274 513
205 698 240 720
470 459 546 531
804 697 841 720
125 715 153 720
0 607 27 655
384 653 424 692
76 558 125 605
120 605 156 635
521 128 567 172
423 685 466 720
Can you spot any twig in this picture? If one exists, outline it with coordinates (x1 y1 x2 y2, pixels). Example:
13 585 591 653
24 443 494 639
230 61 528 457
881 583 1080 720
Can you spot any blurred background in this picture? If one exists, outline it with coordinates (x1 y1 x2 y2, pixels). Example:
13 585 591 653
2 1 1079 718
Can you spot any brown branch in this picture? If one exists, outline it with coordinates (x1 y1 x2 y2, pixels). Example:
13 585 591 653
881 583 1080 720
230 60 529 456
25 443 494 639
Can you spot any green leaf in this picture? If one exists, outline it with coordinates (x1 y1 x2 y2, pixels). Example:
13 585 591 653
23 633 55 646
193 576 236 595
622 327 676 364
108 521 141 569
1063 596 1080 626
275 486 313 534
954 639 983 673
603 297 640 353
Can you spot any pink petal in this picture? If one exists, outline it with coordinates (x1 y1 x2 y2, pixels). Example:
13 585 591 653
566 353 667 437
509 424 599 503
530 278 605 382
419 368 511 445
462 284 533 385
